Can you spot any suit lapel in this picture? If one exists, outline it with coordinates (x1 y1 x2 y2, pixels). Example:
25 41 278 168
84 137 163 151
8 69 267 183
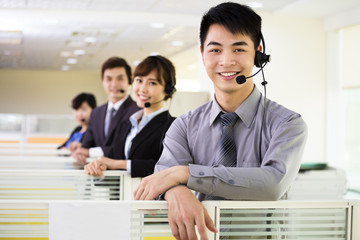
115 121 132 159
99 104 108 141
128 112 168 157
106 97 132 141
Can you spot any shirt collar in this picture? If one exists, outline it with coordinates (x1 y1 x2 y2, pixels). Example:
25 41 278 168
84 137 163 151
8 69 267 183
129 107 167 128
209 85 262 128
107 95 128 111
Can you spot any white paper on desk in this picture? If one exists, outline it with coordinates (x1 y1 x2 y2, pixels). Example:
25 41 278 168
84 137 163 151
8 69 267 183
49 201 130 240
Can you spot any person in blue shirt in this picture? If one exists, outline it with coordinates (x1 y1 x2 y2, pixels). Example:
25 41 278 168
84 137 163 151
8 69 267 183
58 93 97 152
84 55 176 178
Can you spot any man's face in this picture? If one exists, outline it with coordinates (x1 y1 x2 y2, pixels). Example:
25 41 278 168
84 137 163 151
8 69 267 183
201 24 257 94
102 67 130 103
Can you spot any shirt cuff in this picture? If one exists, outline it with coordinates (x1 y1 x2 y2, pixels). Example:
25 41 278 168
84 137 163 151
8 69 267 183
187 164 215 193
89 147 104 157
126 160 131 173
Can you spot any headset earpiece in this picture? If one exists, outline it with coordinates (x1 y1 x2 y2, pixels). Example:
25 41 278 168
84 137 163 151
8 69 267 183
255 51 270 68
165 84 176 96
153 55 176 97
254 33 271 68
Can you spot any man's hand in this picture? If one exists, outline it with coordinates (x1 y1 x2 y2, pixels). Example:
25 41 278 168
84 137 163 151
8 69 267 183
72 147 90 165
165 186 218 240
134 166 190 200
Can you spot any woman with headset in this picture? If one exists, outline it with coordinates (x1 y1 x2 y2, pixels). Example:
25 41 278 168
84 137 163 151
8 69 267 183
84 55 176 178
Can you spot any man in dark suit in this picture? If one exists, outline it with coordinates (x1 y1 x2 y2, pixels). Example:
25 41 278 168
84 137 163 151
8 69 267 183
72 57 140 164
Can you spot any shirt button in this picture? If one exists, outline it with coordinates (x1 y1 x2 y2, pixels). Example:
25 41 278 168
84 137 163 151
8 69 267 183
199 171 205 176
228 179 234 184
197 179 203 184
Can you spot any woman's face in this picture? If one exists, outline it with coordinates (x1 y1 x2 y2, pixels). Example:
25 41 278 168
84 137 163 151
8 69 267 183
74 101 93 125
132 69 166 114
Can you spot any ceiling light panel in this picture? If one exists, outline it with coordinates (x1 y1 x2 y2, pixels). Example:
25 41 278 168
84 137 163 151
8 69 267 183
88 0 157 11
26 0 91 9
0 0 26 8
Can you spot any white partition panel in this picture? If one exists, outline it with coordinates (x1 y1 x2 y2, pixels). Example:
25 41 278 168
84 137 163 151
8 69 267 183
0 156 80 169
203 201 352 240
0 170 140 200
352 201 360 239
0 148 71 156
0 143 59 149
0 200 357 240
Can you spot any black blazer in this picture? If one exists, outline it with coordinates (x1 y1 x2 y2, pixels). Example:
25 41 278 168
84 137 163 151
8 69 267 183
81 96 140 156
108 111 175 177
57 126 82 149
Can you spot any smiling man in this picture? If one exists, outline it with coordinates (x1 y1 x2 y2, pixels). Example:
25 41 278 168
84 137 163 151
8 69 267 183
72 57 140 164
134 2 308 240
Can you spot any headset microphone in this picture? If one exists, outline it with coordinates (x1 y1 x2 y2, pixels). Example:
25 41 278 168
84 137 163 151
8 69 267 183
144 99 164 108
81 118 86 123
118 89 125 93
236 32 271 85
236 62 269 85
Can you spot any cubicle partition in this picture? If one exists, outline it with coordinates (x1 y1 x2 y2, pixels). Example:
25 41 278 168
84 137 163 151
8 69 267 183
0 145 71 157
0 200 358 240
0 170 140 201
0 155 81 169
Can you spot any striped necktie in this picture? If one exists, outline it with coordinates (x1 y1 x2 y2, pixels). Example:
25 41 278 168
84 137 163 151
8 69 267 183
215 112 238 167
104 107 116 137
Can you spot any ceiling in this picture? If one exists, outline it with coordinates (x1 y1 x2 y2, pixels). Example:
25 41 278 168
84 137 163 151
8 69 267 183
1 0 360 77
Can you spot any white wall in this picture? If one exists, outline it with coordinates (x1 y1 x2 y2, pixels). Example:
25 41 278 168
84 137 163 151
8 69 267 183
262 13 327 164
0 69 107 115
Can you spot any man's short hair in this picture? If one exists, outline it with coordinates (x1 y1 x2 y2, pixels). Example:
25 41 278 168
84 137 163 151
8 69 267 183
101 57 132 84
200 2 262 52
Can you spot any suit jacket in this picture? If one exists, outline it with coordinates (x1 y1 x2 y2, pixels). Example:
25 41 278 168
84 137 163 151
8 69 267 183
108 111 175 177
81 96 140 156
57 125 82 149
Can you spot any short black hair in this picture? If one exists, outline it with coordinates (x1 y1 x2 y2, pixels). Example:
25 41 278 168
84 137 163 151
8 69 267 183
101 57 132 84
200 2 262 52
72 93 97 110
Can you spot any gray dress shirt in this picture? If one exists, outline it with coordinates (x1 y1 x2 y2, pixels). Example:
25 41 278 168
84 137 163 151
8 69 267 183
155 86 308 201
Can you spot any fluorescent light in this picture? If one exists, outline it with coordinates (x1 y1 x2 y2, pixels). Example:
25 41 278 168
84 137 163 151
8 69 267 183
84 37 96 43
151 23 165 28
246 2 263 9
66 58 77 64
61 65 70 71
171 41 184 46
73 49 86 56
66 40 85 47
150 52 160 56
60 51 72 57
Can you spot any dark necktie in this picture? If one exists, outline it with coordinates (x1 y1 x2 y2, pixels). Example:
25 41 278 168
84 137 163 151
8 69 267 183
104 107 116 137
215 112 238 167
204 112 239 201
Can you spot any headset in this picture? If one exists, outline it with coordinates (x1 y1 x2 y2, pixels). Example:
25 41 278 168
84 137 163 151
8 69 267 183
235 32 271 164
152 55 176 99
143 55 176 108
236 32 271 85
